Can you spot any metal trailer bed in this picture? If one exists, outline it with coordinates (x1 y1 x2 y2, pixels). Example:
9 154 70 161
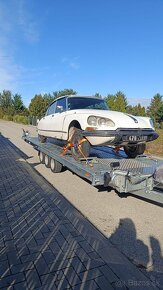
22 133 163 205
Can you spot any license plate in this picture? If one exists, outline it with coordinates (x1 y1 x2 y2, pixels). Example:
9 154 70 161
128 135 147 141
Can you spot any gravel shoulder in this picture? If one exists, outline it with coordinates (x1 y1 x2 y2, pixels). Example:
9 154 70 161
1 120 163 286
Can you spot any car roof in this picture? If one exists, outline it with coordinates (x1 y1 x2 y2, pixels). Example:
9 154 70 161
48 95 103 107
55 95 102 101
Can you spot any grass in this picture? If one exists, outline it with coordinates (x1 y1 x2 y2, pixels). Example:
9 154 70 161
146 129 163 157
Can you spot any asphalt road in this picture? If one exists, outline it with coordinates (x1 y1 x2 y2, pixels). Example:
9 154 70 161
1 120 163 287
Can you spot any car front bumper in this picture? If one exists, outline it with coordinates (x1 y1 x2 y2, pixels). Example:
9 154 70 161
82 128 159 146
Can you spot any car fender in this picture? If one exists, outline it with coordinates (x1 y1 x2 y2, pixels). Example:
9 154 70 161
62 111 89 135
138 116 154 129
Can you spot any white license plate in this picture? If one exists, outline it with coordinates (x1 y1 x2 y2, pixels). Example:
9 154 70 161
128 135 147 141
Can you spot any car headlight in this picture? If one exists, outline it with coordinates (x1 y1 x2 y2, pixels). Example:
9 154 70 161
98 118 115 127
87 116 97 126
98 118 106 126
87 116 115 127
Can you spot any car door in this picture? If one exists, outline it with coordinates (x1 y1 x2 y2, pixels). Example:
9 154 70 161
39 101 57 137
52 97 67 139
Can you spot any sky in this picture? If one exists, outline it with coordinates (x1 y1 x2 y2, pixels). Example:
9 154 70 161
0 0 163 107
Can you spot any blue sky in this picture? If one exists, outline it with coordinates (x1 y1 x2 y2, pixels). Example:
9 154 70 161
0 0 163 107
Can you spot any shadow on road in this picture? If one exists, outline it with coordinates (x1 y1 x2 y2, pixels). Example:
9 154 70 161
109 218 163 288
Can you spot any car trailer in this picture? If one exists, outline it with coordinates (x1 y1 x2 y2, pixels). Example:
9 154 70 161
22 131 163 205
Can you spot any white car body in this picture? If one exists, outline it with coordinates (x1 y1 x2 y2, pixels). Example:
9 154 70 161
37 96 158 147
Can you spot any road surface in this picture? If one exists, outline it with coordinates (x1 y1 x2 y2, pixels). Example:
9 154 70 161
0 120 163 287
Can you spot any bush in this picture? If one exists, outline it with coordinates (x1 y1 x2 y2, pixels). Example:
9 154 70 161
0 108 4 119
13 115 28 124
3 115 13 121
160 122 163 129
28 116 38 126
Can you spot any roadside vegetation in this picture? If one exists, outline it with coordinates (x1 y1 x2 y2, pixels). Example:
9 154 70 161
0 89 163 156
146 129 163 157
0 89 77 125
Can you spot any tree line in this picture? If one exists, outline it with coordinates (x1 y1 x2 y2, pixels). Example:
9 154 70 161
0 89 163 127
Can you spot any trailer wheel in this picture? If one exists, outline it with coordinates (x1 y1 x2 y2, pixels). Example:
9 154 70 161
45 154 50 168
124 143 146 158
71 129 91 160
39 151 45 163
50 158 62 173
38 134 47 143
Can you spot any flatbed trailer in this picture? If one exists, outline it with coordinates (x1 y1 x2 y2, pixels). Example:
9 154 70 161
22 132 163 205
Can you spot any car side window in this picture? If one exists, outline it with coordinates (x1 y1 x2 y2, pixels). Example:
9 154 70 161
46 102 56 116
55 98 66 113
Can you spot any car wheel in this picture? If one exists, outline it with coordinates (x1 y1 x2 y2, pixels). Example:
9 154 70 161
124 143 146 158
68 126 76 141
45 154 50 167
50 158 63 173
71 129 91 160
39 151 45 163
38 134 47 143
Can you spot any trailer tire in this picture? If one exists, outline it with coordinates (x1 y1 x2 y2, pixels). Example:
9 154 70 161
124 143 146 158
38 134 47 143
45 154 50 168
39 151 45 163
50 158 62 173
71 129 91 160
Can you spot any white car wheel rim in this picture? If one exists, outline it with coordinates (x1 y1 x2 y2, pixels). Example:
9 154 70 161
45 155 49 166
40 152 43 162
51 159 55 170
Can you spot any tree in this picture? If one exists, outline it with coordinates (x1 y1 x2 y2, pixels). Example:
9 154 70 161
158 104 163 122
29 95 47 118
43 93 54 103
13 94 25 114
126 103 146 116
105 94 116 110
0 90 13 114
147 93 163 123
43 93 55 108
52 88 77 99
126 105 133 115
28 89 77 118
114 91 128 112
93 93 102 99
105 91 128 112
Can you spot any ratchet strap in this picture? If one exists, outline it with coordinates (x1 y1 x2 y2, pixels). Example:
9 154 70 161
61 138 87 156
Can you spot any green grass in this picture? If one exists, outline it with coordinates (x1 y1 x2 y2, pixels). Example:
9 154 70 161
146 129 163 157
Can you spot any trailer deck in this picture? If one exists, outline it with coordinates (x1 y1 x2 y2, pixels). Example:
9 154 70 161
23 133 163 205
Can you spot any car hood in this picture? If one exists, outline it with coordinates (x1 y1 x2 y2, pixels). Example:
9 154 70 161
70 109 152 129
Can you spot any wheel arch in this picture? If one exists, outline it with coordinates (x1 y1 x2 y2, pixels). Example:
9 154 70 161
68 120 81 131
68 120 82 140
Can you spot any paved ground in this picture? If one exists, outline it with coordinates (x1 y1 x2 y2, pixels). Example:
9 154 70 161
1 120 163 288
0 131 161 289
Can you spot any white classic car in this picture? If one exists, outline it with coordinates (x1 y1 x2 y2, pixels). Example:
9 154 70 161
37 95 158 159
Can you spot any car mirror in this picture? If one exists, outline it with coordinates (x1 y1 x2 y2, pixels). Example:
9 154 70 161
56 105 63 113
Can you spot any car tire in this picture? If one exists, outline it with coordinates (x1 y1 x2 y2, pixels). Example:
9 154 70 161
68 126 76 141
38 134 47 143
45 154 50 168
39 151 45 163
71 129 91 160
124 143 146 158
50 158 63 173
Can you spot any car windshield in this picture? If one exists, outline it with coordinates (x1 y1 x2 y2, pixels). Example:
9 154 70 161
67 97 109 110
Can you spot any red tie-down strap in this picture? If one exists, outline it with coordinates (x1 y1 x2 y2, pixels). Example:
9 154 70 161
61 138 93 167
61 138 87 156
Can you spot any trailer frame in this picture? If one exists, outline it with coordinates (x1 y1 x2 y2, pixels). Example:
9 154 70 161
22 132 163 205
